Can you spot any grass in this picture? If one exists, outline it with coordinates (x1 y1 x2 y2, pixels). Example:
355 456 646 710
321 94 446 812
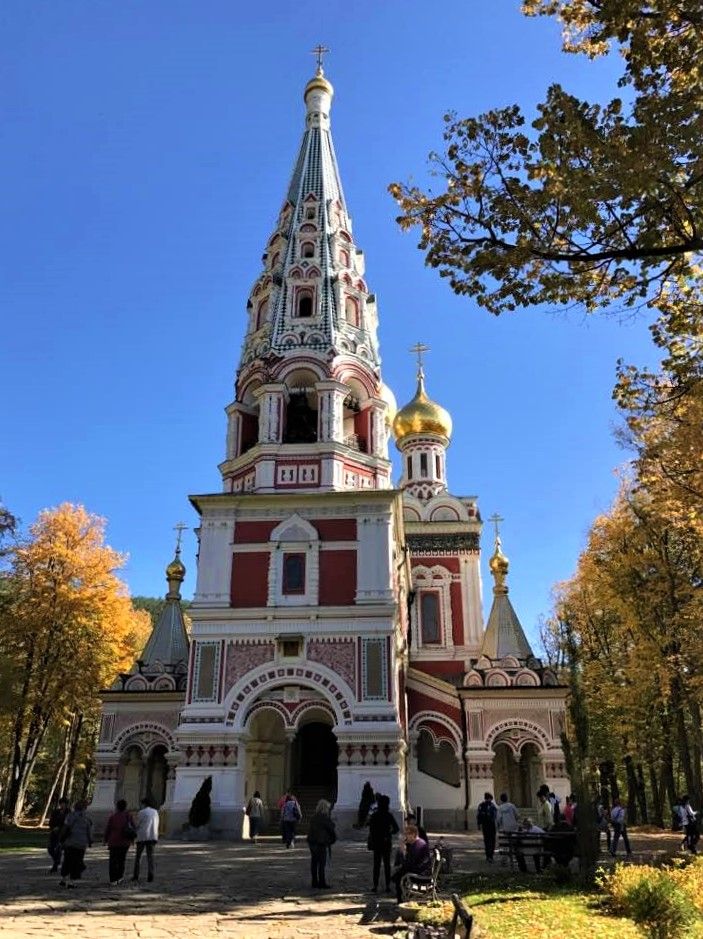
415 870 646 939
0 826 48 851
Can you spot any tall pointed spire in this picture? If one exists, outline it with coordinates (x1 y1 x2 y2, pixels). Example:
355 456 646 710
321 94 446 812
480 521 533 660
219 57 394 495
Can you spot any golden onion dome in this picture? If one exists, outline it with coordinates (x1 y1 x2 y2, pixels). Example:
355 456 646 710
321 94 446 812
378 381 398 426
166 550 186 582
392 372 452 444
304 68 334 102
489 542 509 578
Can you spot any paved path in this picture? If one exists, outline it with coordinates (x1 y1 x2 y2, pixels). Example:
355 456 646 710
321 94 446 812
0 829 684 938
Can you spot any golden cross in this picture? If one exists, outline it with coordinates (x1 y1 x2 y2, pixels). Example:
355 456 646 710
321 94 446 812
311 44 330 70
409 342 430 373
174 522 188 551
488 513 504 540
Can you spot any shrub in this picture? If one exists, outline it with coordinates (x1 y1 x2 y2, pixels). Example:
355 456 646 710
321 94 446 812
188 775 212 828
602 863 696 939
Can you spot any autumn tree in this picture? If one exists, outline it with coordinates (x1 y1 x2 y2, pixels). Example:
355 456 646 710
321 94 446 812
555 483 703 824
0 504 150 822
390 1 703 315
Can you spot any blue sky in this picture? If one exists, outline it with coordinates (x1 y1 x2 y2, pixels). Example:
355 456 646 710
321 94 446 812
1 1 658 648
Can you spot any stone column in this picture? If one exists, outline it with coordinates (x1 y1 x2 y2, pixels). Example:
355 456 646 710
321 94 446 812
367 396 389 458
316 380 347 443
255 383 287 444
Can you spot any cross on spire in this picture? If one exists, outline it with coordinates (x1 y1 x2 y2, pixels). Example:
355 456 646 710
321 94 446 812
173 522 187 552
311 44 330 71
488 513 504 541
409 342 430 377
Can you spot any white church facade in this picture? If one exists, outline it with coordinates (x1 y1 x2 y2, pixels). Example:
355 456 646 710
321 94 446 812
93 63 568 836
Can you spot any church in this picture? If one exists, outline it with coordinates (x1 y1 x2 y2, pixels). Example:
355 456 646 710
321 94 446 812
92 61 568 836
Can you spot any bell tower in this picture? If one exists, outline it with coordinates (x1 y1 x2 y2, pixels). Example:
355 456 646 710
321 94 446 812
220 62 396 495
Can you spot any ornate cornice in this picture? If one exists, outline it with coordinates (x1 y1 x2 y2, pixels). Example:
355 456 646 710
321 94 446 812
406 532 480 554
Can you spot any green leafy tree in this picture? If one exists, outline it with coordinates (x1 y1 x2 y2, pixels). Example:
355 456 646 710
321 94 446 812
390 1 703 315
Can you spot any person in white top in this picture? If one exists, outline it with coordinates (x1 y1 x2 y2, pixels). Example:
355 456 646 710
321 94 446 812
132 797 160 882
496 793 520 833
679 795 699 854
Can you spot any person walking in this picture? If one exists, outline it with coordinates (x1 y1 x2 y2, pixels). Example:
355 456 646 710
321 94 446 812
610 797 632 859
104 798 136 884
306 799 336 889
679 795 699 854
47 797 70 873
246 790 265 843
59 800 93 888
132 797 159 883
281 792 301 848
477 792 498 862
368 794 399 893
596 800 612 853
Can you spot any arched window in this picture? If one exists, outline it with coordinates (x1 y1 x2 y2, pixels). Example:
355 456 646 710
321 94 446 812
270 252 280 269
301 242 315 258
256 298 268 330
297 290 313 318
344 297 359 327
339 249 350 268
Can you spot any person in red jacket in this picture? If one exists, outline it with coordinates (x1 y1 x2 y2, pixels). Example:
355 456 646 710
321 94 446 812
104 799 136 884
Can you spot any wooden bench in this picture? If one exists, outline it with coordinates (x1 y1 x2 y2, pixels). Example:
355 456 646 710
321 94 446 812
406 895 473 939
401 846 444 902
499 830 577 871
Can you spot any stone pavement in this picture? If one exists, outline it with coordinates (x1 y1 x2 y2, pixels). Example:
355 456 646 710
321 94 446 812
0 828 683 939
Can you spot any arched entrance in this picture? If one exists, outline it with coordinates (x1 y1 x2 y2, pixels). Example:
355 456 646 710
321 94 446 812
116 737 171 810
492 740 544 808
291 721 337 789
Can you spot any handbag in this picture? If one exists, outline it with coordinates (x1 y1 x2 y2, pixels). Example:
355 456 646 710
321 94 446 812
123 818 137 841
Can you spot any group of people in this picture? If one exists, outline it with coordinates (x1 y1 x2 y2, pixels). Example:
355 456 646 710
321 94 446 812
47 796 160 887
674 794 700 854
475 785 641 870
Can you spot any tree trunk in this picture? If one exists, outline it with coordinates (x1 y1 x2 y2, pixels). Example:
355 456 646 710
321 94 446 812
648 760 664 828
688 700 703 807
635 763 648 824
624 754 638 825
661 748 677 818
39 720 73 827
63 712 84 802
674 687 696 800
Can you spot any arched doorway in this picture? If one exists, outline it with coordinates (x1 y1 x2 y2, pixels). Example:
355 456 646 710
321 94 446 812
491 738 544 808
119 745 144 811
145 745 168 807
292 721 338 789
245 709 287 807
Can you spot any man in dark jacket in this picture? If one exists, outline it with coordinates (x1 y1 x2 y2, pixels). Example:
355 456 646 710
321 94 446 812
477 792 498 862
392 824 431 902
306 799 336 889
48 797 70 873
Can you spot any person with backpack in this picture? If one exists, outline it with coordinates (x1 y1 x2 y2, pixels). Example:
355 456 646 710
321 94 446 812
104 798 136 884
477 792 498 862
245 790 265 843
368 794 399 893
610 797 632 859
307 799 336 888
281 792 301 848
59 800 93 887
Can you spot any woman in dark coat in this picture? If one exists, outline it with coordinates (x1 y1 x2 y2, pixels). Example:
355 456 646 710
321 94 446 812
104 798 136 884
306 799 336 889
368 794 399 893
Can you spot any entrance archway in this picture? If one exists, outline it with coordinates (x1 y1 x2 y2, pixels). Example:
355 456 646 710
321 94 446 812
491 740 544 808
145 745 168 807
292 721 338 789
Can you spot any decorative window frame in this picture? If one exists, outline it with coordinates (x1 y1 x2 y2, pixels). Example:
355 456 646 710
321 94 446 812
191 640 222 704
411 565 454 652
268 514 320 607
419 590 442 644
361 637 388 701
282 552 306 595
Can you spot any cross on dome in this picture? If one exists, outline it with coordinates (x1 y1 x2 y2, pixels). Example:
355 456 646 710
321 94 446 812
409 341 430 378
488 512 504 541
311 44 330 71
173 521 187 552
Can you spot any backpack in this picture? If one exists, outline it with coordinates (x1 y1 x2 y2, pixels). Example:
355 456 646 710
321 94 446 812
283 800 301 822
